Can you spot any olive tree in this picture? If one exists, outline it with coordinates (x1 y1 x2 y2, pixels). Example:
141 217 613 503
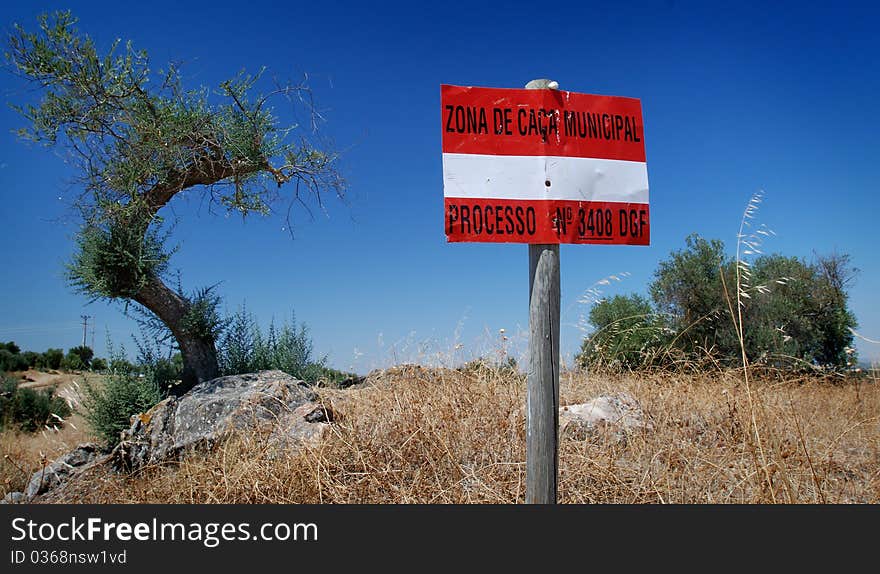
7 12 344 394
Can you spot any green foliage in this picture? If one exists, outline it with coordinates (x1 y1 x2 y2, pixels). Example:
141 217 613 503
649 234 739 358
741 253 858 368
82 371 163 446
21 351 41 369
81 344 164 446
219 304 259 376
0 350 28 372
7 11 345 386
61 352 84 372
90 357 107 371
577 294 670 371
218 306 353 385
180 286 224 342
132 336 184 394
66 345 94 370
578 234 859 372
0 342 29 372
8 10 343 304
0 376 72 433
40 348 64 370
67 216 174 301
0 342 21 354
108 355 135 374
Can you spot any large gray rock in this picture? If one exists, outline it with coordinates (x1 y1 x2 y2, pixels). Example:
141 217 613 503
115 370 330 470
559 393 652 442
25 443 104 497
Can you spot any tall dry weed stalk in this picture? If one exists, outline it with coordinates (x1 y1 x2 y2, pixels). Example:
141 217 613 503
721 191 793 502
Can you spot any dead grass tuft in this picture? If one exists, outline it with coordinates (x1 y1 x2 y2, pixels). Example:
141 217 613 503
34 365 880 504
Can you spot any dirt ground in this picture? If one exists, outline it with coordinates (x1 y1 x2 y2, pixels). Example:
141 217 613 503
1 370 95 496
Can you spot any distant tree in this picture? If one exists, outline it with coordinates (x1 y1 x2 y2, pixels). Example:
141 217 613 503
811 253 859 367
649 234 739 359
40 348 64 370
8 12 344 395
1 376 71 432
67 345 94 369
90 357 107 371
21 351 41 369
743 253 858 368
0 342 21 354
577 294 669 371
61 351 84 372
0 350 27 372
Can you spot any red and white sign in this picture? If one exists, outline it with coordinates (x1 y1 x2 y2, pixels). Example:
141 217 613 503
442 84 650 245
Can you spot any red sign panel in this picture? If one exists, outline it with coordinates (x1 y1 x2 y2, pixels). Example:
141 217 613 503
442 84 650 245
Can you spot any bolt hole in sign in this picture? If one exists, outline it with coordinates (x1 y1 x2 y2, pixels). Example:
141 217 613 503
442 85 649 244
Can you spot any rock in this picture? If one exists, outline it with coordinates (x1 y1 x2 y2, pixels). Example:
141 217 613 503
266 403 333 449
337 375 366 389
25 443 104 498
1 491 27 504
116 370 329 470
559 393 652 442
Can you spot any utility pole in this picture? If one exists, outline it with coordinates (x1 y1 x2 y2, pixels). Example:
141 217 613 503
80 315 91 348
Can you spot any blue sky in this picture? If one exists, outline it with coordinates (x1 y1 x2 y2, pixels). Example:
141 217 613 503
1 1 878 372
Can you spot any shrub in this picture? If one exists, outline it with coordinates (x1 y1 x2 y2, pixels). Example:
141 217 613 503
67 346 94 370
61 352 84 372
21 351 41 369
649 234 739 359
218 307 353 385
90 357 107 372
81 341 166 446
579 234 859 372
0 349 28 372
577 294 670 371
0 342 20 354
0 376 72 432
82 370 163 446
40 348 64 370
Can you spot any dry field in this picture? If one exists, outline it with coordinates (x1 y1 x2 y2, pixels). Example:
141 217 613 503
12 364 877 504
1 371 93 496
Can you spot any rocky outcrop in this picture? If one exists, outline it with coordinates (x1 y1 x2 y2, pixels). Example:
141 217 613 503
115 370 331 470
559 393 652 442
24 443 107 498
2 491 28 504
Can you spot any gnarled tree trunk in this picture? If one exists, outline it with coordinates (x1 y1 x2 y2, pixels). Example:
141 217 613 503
133 274 219 395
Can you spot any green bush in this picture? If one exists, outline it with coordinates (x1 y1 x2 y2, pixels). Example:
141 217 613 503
0 342 20 354
66 346 94 370
578 234 858 372
577 294 671 371
40 348 64 370
61 352 84 372
81 342 166 446
21 351 41 369
0 376 72 432
82 370 163 446
218 306 354 385
0 349 28 372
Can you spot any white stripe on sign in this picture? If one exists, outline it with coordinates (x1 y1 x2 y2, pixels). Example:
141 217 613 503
442 153 649 203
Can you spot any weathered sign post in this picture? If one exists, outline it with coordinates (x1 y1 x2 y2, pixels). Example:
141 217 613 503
441 80 649 503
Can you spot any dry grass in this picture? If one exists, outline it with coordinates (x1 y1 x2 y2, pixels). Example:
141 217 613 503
36 364 880 504
1 414 91 495
1 371 94 496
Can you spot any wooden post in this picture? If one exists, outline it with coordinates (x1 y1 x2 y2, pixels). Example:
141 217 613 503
525 78 561 504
